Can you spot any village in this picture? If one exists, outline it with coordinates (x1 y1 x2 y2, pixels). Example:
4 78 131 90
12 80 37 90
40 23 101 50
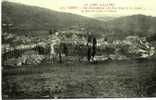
2 24 156 67
2 26 156 98
2 0 156 98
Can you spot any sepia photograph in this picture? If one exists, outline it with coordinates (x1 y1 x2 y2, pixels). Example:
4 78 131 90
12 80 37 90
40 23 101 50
1 0 156 99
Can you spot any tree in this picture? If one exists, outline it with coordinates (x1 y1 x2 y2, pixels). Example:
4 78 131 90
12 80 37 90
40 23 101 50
92 37 97 60
87 46 91 62
87 32 92 62
62 43 68 56
49 29 52 35
49 26 57 35
58 44 62 63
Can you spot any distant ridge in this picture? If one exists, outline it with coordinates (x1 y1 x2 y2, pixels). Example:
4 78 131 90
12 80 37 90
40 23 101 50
2 1 156 39
2 1 104 32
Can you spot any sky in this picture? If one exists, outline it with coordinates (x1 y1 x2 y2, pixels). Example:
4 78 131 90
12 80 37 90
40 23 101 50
3 0 156 17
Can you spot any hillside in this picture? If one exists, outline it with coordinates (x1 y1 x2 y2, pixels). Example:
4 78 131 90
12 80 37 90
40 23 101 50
2 1 156 39
94 16 118 22
105 15 156 37
2 1 105 33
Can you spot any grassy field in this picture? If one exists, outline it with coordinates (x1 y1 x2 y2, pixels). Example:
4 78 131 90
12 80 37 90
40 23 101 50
2 60 156 99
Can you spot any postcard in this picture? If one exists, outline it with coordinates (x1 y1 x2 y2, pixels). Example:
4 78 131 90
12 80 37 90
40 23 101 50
2 0 156 99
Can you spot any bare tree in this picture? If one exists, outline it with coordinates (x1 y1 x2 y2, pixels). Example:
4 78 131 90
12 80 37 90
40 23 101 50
92 37 97 61
87 32 92 62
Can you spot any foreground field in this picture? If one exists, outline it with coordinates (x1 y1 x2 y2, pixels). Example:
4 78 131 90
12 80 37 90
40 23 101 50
2 60 156 99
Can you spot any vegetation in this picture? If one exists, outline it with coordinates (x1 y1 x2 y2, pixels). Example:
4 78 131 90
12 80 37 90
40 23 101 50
2 60 156 98
2 1 156 40
2 1 156 99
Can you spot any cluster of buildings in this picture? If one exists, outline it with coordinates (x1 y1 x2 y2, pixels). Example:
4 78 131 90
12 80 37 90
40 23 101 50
2 29 156 67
